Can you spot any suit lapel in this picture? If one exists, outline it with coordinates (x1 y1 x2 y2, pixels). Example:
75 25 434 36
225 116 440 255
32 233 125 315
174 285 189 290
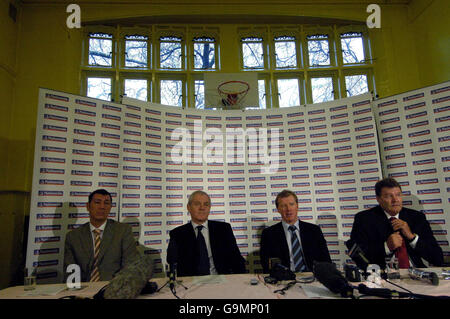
275 222 290 264
183 223 197 272
374 205 393 236
398 208 411 225
97 219 113 263
209 221 223 267
80 223 94 263
208 221 216 256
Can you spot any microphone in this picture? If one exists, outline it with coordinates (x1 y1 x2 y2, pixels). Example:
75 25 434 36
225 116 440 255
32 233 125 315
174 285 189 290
408 268 439 286
93 248 154 299
268 257 282 271
313 261 354 298
312 262 450 299
166 239 178 292
346 240 369 271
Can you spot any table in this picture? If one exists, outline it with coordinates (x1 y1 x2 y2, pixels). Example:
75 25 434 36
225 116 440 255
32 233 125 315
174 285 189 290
0 269 448 299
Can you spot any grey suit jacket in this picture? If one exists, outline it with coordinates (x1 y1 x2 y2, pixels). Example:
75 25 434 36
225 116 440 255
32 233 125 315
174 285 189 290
63 219 138 282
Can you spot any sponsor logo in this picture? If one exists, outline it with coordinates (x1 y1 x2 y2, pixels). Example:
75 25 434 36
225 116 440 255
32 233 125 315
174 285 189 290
415 178 438 185
378 108 398 117
45 103 68 112
39 179 64 185
75 108 96 117
43 135 66 142
46 93 69 102
419 199 442 205
380 117 400 125
331 120 349 127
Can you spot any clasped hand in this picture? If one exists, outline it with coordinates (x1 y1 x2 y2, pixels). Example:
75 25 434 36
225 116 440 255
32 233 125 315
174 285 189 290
387 219 414 251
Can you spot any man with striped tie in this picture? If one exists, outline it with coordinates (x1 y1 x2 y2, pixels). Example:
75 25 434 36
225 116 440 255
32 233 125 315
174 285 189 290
64 189 138 282
260 190 331 273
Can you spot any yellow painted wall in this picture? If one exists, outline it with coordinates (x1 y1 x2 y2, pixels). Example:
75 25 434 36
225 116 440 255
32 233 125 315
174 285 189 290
0 0 28 289
409 0 450 87
0 0 448 288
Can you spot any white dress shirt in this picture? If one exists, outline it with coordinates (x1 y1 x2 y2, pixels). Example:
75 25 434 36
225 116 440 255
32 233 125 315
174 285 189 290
191 220 218 275
281 219 305 272
89 221 107 252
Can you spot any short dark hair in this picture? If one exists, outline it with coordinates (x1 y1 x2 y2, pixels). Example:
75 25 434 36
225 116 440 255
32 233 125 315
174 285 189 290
275 189 298 209
375 178 402 197
187 190 211 206
88 189 112 203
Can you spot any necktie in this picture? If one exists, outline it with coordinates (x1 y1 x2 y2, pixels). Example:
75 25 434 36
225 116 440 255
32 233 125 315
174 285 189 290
289 225 306 272
90 229 102 282
196 225 210 275
389 217 410 269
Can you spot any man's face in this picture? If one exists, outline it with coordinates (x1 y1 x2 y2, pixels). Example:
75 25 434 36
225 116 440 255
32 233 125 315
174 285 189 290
187 193 211 225
277 195 299 225
87 193 112 225
377 186 403 216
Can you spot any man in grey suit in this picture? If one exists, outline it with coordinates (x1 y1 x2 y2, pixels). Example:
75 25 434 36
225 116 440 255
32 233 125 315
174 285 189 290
64 189 138 282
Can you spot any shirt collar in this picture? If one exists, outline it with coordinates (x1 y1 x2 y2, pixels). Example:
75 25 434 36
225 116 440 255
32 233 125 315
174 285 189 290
191 220 209 231
90 220 107 233
282 219 300 232
383 210 399 220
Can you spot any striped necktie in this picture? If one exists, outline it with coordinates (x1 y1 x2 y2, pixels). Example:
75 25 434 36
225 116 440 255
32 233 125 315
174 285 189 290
90 229 102 282
289 225 306 272
389 217 410 268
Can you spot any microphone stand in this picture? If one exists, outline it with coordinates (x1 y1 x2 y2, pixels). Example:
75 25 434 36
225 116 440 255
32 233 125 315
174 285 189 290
157 263 187 299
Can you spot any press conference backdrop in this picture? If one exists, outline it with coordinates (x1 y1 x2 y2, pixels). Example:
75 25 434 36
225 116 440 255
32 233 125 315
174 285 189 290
26 82 449 283
373 82 450 252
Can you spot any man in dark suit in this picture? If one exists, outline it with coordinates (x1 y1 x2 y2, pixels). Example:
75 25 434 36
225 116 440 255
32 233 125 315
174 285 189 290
167 191 246 276
347 178 443 269
64 189 138 282
260 189 331 273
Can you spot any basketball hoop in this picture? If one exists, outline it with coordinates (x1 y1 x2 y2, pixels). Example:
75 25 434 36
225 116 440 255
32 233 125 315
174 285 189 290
217 81 250 107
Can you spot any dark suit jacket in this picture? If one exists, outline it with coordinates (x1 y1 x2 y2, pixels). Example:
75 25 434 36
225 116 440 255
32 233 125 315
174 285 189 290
260 220 332 273
64 219 138 282
348 205 443 268
168 220 246 277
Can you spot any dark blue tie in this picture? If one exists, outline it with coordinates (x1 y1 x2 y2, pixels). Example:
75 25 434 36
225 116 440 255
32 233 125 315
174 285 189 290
289 225 306 272
196 225 210 275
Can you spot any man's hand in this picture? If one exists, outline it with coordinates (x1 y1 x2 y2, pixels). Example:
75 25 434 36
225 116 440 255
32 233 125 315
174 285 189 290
386 232 403 251
391 218 415 240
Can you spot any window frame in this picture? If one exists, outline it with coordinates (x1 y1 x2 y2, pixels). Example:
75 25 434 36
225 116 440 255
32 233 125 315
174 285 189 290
274 72 305 107
83 71 115 102
336 25 372 67
157 29 186 71
120 27 151 69
81 24 375 108
157 74 187 107
303 26 336 69
306 70 339 104
239 27 269 71
342 68 374 98
272 34 300 70
121 75 151 102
